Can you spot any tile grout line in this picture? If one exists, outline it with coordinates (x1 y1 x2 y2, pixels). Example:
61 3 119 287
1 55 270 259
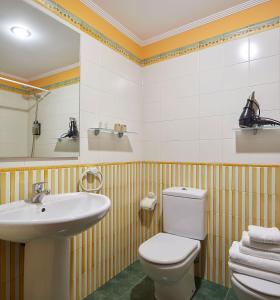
88 261 234 300
224 287 230 300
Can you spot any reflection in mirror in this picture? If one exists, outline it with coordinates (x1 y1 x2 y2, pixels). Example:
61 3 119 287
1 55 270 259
0 0 80 158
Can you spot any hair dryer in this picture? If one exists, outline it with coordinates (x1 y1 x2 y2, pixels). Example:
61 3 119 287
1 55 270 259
61 117 79 138
239 91 280 128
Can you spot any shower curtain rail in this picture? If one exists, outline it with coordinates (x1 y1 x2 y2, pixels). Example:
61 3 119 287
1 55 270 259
0 76 49 92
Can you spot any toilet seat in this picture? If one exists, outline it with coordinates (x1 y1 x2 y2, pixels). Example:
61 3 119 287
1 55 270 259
139 234 200 300
139 233 199 264
233 273 280 298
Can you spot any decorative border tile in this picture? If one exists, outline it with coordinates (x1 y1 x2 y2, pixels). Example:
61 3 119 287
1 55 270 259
0 83 30 95
141 42 200 66
143 16 280 66
41 77 80 90
33 1 279 67
0 77 80 95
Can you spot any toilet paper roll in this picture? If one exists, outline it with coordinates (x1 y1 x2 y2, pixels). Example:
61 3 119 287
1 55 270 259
140 193 157 211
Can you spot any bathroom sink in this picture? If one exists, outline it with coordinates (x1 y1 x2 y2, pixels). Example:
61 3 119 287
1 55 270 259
0 192 111 300
0 192 111 243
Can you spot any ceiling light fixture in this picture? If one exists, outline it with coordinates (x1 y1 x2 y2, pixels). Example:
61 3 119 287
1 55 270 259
10 26 31 39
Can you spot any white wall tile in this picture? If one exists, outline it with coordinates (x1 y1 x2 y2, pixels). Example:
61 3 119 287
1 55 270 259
199 116 222 140
250 29 280 60
79 34 143 163
143 141 160 160
143 82 161 103
224 37 249 66
161 95 199 120
222 114 239 139
161 52 199 79
161 141 199 161
223 62 249 90
249 55 279 86
6 28 279 166
143 28 280 164
199 140 222 162
251 82 280 111
160 118 199 142
221 88 249 115
0 91 28 157
81 58 102 90
199 68 223 94
221 138 248 163
80 85 100 114
199 45 224 70
143 102 161 122
143 63 163 84
80 33 101 65
143 122 161 141
80 110 98 138
162 73 199 99
199 92 224 117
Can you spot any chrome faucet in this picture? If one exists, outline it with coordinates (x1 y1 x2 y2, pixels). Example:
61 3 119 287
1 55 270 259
25 182 51 204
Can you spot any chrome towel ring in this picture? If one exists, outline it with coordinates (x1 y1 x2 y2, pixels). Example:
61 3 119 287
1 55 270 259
79 167 103 192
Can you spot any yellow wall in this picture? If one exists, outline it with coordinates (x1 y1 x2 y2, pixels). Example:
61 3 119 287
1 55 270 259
0 75 30 95
34 0 280 65
0 161 279 299
52 0 142 58
30 67 80 90
0 67 80 95
143 0 280 59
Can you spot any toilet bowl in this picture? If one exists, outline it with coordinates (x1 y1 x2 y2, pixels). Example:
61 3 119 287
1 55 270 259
230 273 280 300
138 187 207 300
139 233 201 300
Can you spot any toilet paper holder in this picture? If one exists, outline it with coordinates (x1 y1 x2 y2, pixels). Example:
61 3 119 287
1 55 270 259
140 192 157 211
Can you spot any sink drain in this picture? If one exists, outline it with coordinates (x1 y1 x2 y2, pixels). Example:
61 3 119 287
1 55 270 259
41 207 46 212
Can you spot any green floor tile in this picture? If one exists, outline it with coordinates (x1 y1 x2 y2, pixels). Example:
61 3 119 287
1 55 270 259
224 288 238 300
121 277 155 300
84 289 110 300
126 261 146 279
192 278 228 300
84 261 231 300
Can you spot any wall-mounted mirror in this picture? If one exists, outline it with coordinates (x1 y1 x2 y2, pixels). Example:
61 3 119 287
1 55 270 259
0 0 80 159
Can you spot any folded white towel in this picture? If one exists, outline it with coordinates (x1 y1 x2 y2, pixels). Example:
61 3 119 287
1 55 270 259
248 225 280 245
242 231 280 253
229 241 280 274
228 260 280 284
240 243 280 261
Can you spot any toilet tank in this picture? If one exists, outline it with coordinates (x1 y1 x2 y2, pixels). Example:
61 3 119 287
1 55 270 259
163 187 207 240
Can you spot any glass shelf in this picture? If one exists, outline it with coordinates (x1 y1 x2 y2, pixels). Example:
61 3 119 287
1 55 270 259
233 125 280 134
88 128 137 138
57 137 79 142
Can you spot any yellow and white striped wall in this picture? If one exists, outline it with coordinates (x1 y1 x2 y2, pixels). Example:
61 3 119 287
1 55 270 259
0 162 158 300
0 161 279 299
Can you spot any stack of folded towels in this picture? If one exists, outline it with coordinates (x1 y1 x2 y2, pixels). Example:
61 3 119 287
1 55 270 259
229 225 280 284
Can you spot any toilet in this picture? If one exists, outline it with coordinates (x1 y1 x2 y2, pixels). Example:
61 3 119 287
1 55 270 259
229 270 280 300
138 187 207 300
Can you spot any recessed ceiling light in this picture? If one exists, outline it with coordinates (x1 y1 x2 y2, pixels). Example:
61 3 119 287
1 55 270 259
10 26 31 39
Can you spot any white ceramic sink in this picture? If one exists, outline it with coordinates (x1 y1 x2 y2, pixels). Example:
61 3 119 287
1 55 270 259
0 192 111 243
0 192 111 300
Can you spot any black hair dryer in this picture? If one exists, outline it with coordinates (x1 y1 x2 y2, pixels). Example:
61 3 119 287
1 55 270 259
60 117 79 139
239 91 280 128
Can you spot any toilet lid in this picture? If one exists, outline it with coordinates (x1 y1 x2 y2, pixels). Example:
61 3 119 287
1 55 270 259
139 233 199 264
233 273 280 297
